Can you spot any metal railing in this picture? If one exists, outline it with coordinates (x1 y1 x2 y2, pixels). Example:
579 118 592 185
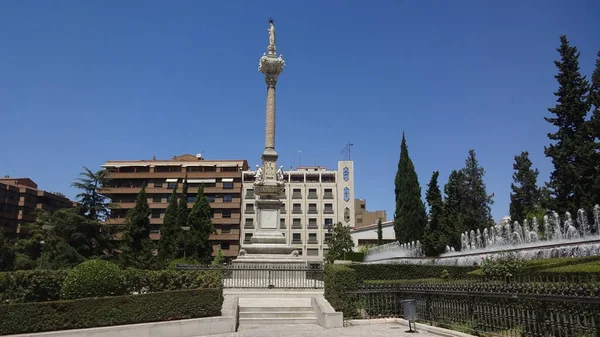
348 283 600 337
175 265 324 289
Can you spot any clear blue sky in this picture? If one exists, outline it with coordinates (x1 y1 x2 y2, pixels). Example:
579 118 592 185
1 0 599 222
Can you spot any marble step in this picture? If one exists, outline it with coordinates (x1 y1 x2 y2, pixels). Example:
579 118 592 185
238 317 318 325
239 310 316 318
239 305 313 313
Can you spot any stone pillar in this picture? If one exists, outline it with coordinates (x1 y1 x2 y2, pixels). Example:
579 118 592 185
265 82 276 150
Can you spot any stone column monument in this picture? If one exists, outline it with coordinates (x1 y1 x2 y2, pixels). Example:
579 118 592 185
232 20 306 275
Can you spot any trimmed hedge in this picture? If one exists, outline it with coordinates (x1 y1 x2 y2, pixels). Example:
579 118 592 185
0 288 222 335
344 252 365 262
349 263 477 281
61 260 126 300
324 264 360 318
0 268 221 304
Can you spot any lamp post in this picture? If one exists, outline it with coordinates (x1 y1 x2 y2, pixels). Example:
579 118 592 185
39 240 45 269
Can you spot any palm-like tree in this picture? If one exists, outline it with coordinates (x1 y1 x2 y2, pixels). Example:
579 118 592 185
71 167 113 221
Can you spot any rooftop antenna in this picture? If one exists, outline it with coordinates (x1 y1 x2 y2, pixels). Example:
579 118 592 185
341 142 354 160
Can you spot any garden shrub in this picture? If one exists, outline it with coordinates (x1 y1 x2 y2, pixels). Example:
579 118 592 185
167 258 202 270
13 254 35 270
324 264 360 317
122 269 222 294
61 260 126 300
0 270 69 303
344 251 364 262
481 253 524 280
0 288 222 335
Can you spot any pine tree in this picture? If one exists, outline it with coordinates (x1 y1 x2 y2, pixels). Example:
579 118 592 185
187 185 215 263
442 170 468 250
422 171 446 256
461 150 494 231
589 51 600 208
159 186 180 261
509 152 542 224
544 35 593 214
393 133 427 243
122 184 151 252
324 222 354 263
0 229 16 271
376 218 383 246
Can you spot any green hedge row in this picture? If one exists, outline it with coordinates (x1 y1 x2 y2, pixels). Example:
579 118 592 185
0 269 221 304
0 288 222 335
349 263 478 281
343 252 365 262
324 264 361 318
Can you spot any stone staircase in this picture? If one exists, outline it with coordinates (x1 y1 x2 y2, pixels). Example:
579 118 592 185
238 297 317 325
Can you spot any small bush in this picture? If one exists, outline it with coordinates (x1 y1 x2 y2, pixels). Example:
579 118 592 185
440 269 450 279
61 260 126 300
13 254 35 270
481 253 524 281
0 288 222 335
0 270 69 304
167 258 201 270
349 263 477 281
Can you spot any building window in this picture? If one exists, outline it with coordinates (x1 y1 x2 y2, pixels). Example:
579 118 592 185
245 189 255 199
222 210 231 218
308 203 317 214
223 182 233 189
152 196 162 203
280 218 286 229
308 188 317 199
167 182 177 189
223 195 232 203
208 196 215 203
308 233 317 244
344 187 350 202
151 210 161 218
292 218 301 229
292 233 301 243
221 225 231 234
245 218 254 228
187 196 195 203
343 167 349 181
220 242 230 250
323 188 333 199
150 224 161 233
292 188 302 199
324 203 334 214
324 233 332 243
308 218 317 229
154 182 163 188
245 204 255 214
280 203 286 214
292 203 302 214
244 233 253 243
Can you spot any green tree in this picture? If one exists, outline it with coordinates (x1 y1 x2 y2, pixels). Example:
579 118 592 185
442 170 468 250
325 222 354 263
159 186 180 261
393 133 427 243
212 247 225 266
376 218 383 246
422 171 446 256
588 51 600 208
544 35 594 214
187 184 215 263
177 178 190 253
0 229 16 271
462 150 494 231
72 167 113 220
118 184 155 269
509 152 542 224
49 208 112 258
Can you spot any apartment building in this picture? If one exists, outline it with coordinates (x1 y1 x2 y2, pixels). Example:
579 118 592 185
0 176 74 238
241 160 355 262
101 154 248 258
354 198 387 228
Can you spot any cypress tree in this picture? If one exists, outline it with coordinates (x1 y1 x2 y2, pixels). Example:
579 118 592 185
393 133 427 243
187 184 215 263
376 218 383 246
177 178 189 256
461 150 494 231
159 186 179 261
123 184 151 252
442 170 468 250
544 35 593 214
589 51 600 208
509 152 542 224
423 171 446 256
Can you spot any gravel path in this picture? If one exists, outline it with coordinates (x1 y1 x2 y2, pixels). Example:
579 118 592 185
206 323 440 337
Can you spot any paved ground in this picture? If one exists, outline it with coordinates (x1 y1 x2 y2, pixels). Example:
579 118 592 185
206 323 439 337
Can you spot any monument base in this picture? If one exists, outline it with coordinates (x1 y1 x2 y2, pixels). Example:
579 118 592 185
231 254 308 286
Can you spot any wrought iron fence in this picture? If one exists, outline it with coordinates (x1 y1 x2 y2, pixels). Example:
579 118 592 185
175 264 324 289
349 284 600 337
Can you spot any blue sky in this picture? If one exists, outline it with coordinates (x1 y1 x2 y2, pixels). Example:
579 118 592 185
1 0 599 222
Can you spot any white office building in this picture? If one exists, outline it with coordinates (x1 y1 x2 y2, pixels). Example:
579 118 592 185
240 160 356 262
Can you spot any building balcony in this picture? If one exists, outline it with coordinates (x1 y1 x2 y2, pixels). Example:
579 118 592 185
244 209 255 214
292 209 302 214
291 224 302 229
323 209 334 214
291 240 302 244
245 194 255 200
323 194 334 199
307 240 318 245
209 233 239 241
212 217 240 225
280 209 286 214
307 209 318 214
292 194 302 199
307 225 318 230
307 194 318 199
106 171 241 179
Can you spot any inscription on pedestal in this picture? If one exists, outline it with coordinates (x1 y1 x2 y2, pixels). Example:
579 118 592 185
259 208 278 229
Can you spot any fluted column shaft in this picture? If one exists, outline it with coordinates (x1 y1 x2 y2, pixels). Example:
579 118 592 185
265 84 276 150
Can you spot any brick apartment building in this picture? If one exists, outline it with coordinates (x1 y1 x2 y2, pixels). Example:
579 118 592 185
0 176 75 238
101 154 248 258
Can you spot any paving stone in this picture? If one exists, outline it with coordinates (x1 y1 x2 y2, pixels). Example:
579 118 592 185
205 323 440 337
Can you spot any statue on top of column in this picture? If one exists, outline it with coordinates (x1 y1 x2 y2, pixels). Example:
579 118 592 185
268 19 276 53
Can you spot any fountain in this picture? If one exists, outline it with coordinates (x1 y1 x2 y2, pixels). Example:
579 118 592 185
364 205 600 265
